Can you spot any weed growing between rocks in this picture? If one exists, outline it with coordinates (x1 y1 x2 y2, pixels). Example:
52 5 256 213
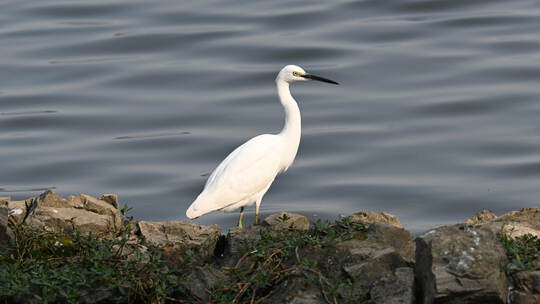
212 218 370 304
0 205 181 304
497 232 540 275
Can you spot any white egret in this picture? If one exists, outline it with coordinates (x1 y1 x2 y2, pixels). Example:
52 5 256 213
186 65 338 228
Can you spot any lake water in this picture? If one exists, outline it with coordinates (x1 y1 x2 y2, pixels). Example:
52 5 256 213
1 0 540 233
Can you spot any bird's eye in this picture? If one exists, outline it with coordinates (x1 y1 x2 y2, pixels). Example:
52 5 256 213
292 72 299 76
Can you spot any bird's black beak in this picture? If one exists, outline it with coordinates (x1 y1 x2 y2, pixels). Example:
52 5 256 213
301 73 339 85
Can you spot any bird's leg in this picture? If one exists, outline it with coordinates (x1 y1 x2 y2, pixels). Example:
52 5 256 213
255 200 261 225
237 207 244 228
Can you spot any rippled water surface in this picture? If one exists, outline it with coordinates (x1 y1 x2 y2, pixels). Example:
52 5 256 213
2 0 540 233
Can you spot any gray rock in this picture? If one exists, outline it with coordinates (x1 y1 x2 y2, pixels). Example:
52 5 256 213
0 201 14 244
343 247 411 288
181 266 226 302
348 246 375 259
266 275 326 304
509 291 540 304
480 207 540 239
511 271 540 300
334 221 414 263
367 222 415 261
499 207 540 229
478 208 539 303
337 222 415 304
68 194 122 228
263 212 309 231
347 210 403 228
3 190 122 235
224 225 266 264
370 267 415 304
26 206 120 234
224 213 415 304
138 220 220 255
415 224 508 304
99 194 119 209
415 207 540 304
38 190 77 208
463 209 498 226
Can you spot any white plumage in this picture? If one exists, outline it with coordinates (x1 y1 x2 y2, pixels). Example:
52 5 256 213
186 65 338 227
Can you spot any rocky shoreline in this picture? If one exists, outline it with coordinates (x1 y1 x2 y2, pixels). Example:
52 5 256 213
1 190 539 303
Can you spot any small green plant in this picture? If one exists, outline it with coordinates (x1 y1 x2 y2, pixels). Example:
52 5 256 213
120 203 133 221
497 232 540 275
277 213 291 223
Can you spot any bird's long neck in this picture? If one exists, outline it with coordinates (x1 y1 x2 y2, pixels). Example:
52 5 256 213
277 80 301 170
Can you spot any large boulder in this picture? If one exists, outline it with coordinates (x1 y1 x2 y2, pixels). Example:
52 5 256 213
337 222 415 304
415 224 508 304
415 207 540 304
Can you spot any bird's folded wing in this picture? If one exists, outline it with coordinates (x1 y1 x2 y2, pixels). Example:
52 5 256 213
203 134 282 205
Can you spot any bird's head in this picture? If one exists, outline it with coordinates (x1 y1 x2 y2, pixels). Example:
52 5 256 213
276 65 339 85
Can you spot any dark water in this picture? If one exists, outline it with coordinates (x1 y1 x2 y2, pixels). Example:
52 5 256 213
2 0 540 233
